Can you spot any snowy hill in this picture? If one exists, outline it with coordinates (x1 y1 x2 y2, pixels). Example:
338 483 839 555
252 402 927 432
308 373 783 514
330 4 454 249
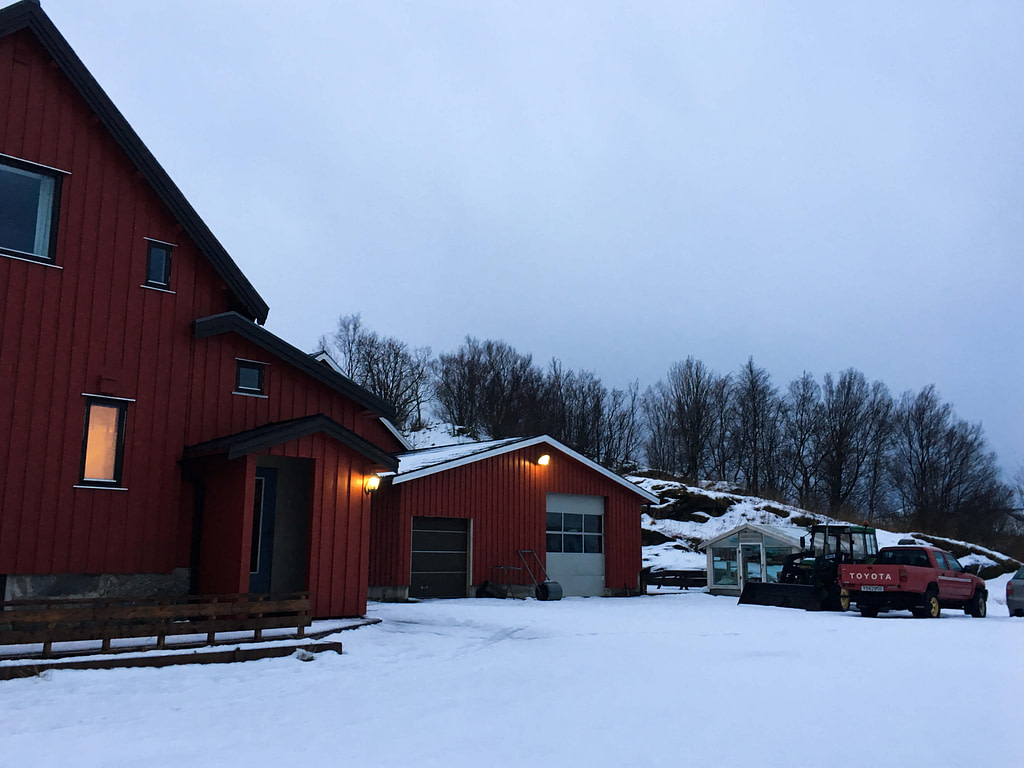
630 473 1021 577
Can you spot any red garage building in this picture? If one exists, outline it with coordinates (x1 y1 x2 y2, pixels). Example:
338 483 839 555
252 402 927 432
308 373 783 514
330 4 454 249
0 1 402 617
369 437 657 600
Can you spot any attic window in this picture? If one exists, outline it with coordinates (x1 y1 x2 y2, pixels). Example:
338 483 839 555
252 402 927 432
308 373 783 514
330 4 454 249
144 240 173 288
234 359 267 396
0 155 63 263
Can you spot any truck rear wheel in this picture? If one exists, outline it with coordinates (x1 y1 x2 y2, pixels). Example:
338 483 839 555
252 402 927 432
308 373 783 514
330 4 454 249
859 606 879 618
916 588 940 619
966 590 987 618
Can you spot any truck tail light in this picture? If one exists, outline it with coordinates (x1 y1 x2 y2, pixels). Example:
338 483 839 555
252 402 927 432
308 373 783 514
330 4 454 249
899 567 908 583
1009 582 1015 597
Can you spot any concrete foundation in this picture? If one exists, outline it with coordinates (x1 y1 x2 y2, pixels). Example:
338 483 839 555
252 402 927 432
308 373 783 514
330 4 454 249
367 585 410 602
3 569 191 601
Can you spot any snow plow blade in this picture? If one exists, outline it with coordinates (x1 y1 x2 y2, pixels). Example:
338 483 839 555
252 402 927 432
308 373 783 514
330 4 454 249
738 583 824 611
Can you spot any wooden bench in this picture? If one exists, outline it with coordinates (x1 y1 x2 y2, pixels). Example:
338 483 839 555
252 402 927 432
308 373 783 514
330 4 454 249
644 569 707 590
0 592 311 660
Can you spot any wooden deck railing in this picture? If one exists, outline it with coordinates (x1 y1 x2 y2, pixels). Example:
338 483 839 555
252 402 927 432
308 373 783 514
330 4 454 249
0 592 311 660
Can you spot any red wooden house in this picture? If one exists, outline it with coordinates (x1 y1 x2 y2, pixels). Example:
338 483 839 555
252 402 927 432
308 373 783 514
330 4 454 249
369 437 658 600
0 1 402 617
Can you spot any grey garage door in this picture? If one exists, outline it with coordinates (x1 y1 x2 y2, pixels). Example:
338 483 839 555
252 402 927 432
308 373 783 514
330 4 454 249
545 493 605 596
411 517 469 598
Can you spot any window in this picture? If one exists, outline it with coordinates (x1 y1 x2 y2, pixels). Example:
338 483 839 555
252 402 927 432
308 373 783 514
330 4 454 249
546 510 602 554
235 360 266 395
80 398 128 486
0 155 62 262
145 241 173 287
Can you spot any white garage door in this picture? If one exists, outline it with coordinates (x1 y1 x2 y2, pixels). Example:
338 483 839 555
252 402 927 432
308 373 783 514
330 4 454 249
545 493 605 597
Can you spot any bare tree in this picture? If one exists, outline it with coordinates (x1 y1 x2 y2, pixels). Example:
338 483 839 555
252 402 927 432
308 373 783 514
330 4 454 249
706 374 734 482
861 381 894 523
433 337 542 438
890 385 1006 538
667 358 719 482
434 337 487 436
817 369 890 517
642 380 681 475
782 371 824 510
477 339 543 438
599 380 643 472
732 358 784 496
319 314 432 429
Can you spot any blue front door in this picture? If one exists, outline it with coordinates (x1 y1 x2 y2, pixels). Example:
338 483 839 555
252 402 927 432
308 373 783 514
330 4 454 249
248 467 278 593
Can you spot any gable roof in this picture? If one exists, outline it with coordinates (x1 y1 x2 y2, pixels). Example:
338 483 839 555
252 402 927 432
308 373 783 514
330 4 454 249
388 435 659 503
182 413 398 471
0 0 269 323
194 312 397 420
701 523 803 550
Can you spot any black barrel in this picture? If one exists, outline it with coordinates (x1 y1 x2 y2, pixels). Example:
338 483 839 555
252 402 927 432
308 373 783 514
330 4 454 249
535 581 563 601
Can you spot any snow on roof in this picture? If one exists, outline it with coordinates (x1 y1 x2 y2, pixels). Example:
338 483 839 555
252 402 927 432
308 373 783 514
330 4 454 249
391 438 525 475
387 435 659 503
701 522 804 549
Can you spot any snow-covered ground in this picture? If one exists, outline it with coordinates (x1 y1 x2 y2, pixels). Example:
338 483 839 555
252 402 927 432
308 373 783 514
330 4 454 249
2 592 1021 767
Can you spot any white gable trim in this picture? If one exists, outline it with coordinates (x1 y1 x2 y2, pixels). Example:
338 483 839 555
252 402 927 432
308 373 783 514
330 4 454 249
379 418 413 450
391 435 659 503
701 522 804 550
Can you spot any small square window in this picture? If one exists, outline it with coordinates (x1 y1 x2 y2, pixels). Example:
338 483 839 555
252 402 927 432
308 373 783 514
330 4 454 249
235 360 266 395
0 156 62 262
145 241 173 287
80 398 127 486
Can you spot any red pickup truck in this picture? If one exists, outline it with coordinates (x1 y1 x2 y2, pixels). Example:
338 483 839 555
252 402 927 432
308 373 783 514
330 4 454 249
838 545 987 618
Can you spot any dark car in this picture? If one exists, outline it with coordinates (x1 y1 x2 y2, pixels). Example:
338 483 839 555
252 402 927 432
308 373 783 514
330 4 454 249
1007 566 1024 617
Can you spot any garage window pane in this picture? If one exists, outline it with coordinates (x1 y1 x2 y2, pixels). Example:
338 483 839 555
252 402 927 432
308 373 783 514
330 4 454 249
564 514 583 533
546 512 562 532
546 533 562 553
563 534 583 553
584 534 602 554
584 514 602 533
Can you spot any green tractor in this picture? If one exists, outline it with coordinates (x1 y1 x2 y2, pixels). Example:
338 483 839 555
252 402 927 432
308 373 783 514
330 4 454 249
738 524 878 611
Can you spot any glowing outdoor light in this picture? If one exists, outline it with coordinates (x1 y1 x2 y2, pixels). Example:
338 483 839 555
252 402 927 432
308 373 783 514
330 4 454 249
537 454 550 466
364 475 381 494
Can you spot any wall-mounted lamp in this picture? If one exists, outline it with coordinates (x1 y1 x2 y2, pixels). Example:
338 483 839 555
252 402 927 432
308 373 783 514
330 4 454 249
364 475 381 495
537 454 550 466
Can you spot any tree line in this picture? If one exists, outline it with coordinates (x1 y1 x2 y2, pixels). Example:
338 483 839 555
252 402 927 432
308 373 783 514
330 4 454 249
317 314 1018 546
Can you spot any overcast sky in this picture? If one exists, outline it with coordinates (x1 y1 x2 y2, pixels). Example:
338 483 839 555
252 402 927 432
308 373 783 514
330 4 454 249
42 1 1023 472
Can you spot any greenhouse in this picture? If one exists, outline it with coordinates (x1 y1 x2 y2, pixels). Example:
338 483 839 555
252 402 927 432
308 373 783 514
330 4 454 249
702 524 803 596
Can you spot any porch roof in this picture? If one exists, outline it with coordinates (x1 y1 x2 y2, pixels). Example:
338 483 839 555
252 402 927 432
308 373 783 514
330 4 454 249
182 414 398 471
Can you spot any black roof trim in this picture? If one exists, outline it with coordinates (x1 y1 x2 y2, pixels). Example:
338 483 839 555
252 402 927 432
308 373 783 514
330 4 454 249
0 1 269 323
193 312 397 420
182 414 398 470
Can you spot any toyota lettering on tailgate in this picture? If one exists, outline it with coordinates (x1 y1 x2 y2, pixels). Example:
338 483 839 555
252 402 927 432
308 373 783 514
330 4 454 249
852 571 893 582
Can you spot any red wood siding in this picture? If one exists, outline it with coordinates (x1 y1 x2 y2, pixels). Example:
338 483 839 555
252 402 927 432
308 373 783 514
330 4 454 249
194 456 253 595
265 433 376 618
1 26 398 623
184 333 400 454
369 445 644 593
1 30 234 577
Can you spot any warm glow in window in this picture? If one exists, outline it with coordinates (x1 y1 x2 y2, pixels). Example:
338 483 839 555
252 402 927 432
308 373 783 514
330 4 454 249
83 404 120 481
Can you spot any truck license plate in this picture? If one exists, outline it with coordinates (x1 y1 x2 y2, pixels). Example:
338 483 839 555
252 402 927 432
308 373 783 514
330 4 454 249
862 585 885 592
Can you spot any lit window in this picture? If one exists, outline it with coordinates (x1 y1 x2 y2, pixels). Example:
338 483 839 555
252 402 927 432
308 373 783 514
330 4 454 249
0 156 61 262
235 360 266 395
80 398 127 485
145 241 173 287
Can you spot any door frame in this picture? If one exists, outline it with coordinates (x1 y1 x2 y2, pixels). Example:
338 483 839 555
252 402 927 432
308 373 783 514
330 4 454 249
248 466 278 593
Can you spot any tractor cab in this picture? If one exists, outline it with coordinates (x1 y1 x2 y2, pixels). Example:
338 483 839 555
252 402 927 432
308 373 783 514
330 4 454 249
741 524 878 611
